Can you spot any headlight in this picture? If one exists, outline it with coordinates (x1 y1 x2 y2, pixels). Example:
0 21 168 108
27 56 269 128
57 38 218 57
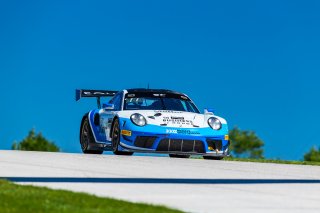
208 117 222 130
130 113 147 126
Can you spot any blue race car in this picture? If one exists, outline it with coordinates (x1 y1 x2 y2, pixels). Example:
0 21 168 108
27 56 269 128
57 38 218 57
76 88 229 160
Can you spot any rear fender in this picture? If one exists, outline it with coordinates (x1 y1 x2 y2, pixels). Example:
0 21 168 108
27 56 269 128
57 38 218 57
79 113 89 142
88 109 108 143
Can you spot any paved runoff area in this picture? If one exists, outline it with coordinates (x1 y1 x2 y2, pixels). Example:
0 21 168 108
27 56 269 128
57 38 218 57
1 150 320 213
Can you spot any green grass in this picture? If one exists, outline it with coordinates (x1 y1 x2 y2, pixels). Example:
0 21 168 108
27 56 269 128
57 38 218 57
222 157 320 166
191 156 320 166
0 180 183 213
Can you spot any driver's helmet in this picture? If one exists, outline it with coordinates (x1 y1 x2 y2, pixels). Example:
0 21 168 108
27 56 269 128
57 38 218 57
135 98 144 105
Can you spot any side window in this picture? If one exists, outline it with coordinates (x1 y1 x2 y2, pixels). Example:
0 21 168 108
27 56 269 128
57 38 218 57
108 96 115 104
111 93 123 111
180 101 188 111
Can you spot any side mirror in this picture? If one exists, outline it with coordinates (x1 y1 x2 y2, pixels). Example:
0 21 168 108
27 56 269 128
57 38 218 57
102 103 114 110
204 108 215 114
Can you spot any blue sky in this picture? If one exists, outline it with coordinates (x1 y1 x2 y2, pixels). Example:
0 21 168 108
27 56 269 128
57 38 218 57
1 0 319 160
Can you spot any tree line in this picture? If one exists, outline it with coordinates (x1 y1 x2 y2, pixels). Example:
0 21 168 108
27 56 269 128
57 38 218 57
12 129 59 152
12 128 320 162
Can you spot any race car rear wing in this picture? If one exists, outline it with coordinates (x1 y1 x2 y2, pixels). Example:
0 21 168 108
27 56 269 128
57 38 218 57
75 89 118 108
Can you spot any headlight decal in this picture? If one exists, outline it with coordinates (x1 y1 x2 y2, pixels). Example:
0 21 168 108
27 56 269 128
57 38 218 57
130 113 147 126
207 117 222 130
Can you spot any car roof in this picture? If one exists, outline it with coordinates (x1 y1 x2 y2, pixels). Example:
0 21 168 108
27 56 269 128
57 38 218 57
125 88 184 95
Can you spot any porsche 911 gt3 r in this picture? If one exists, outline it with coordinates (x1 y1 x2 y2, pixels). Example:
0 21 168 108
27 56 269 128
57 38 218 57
76 88 230 160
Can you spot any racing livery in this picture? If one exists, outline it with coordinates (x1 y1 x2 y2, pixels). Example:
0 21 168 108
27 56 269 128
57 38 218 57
76 88 230 160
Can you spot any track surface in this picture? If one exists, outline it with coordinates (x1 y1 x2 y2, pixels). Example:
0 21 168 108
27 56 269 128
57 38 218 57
1 150 320 213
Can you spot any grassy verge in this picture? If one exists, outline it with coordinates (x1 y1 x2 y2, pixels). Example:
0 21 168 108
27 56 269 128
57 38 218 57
222 157 320 166
0 180 183 213
191 156 320 166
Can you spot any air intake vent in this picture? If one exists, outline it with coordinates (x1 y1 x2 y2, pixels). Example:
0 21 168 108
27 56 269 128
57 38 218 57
206 139 222 150
156 139 205 153
134 136 157 148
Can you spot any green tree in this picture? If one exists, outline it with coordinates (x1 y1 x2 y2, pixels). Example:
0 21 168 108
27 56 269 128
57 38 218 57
229 127 264 159
12 129 60 152
304 146 320 162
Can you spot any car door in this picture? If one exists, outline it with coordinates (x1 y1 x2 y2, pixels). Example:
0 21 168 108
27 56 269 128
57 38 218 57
100 92 123 142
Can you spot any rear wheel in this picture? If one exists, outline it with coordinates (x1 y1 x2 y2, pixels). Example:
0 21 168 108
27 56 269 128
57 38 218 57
203 156 224 160
80 117 103 154
111 118 133 156
169 154 190 158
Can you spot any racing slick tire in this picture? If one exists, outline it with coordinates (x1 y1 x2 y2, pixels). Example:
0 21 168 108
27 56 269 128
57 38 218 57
203 156 224 160
169 154 190 158
111 118 134 156
80 117 103 154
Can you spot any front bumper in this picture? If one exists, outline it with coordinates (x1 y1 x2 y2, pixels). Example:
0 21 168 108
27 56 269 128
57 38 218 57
119 130 230 156
118 117 229 156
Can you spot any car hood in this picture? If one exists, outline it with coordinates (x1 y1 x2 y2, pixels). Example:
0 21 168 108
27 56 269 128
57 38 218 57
118 110 226 128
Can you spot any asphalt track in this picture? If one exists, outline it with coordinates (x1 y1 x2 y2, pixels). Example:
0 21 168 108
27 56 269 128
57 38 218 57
1 150 320 213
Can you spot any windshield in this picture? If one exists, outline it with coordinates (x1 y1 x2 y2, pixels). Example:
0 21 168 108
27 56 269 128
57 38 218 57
124 97 200 113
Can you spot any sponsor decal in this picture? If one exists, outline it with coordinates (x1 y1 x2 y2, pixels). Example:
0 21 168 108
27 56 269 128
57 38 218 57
177 129 200 135
163 116 192 125
153 93 166 97
154 110 183 113
166 129 177 134
166 129 200 135
83 91 116 96
181 96 188 100
171 116 184 120
121 130 132 136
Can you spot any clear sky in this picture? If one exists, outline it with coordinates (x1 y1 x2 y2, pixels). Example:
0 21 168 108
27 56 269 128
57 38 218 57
1 0 319 160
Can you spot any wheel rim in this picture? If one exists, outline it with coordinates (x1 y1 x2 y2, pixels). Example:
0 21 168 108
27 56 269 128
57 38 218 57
112 120 120 152
81 120 89 151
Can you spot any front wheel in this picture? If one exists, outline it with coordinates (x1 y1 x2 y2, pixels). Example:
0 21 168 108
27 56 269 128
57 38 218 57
203 156 224 160
111 118 133 156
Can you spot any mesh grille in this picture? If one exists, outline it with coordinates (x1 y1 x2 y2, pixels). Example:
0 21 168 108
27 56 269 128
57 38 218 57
134 136 157 148
156 139 205 153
